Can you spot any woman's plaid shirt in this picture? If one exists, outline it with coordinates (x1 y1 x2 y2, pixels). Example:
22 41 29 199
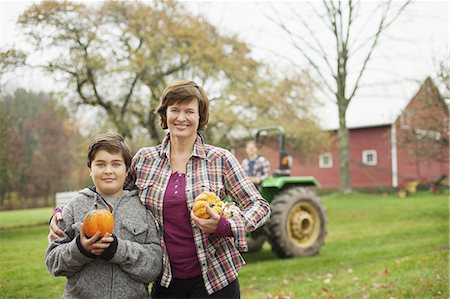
125 133 271 294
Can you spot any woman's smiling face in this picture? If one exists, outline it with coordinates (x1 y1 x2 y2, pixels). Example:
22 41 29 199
166 99 200 139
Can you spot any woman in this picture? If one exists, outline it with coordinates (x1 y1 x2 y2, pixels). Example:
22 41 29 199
50 80 271 298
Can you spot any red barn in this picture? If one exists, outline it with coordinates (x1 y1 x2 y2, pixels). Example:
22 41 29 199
234 78 449 190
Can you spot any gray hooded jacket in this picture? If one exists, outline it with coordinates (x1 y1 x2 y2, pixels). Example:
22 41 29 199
45 187 162 299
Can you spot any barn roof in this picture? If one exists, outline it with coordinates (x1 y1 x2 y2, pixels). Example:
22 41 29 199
320 78 439 131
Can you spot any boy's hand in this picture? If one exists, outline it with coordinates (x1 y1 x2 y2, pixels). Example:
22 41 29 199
79 224 113 255
91 232 114 256
191 205 220 234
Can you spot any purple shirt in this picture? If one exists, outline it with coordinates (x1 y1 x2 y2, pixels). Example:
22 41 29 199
163 172 233 279
163 172 202 279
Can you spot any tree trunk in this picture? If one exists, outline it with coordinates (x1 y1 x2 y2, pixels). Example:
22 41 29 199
337 110 352 194
147 112 161 144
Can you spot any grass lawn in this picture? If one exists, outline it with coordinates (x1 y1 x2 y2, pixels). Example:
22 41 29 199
0 192 448 298
0 207 53 230
241 191 449 298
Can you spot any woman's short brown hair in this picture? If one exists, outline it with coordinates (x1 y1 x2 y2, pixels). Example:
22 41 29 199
156 80 209 131
87 132 132 170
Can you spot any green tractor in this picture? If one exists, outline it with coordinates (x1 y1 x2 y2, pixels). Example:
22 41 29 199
247 126 328 258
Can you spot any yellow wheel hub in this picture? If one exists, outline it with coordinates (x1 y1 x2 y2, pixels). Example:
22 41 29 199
287 202 320 247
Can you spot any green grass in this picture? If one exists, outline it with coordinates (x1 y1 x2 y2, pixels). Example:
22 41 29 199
0 192 448 298
241 191 449 298
0 207 53 230
0 226 66 298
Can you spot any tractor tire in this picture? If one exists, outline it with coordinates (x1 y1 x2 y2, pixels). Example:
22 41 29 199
246 227 267 253
266 187 327 258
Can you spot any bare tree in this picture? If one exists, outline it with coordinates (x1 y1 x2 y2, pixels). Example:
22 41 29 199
267 0 410 193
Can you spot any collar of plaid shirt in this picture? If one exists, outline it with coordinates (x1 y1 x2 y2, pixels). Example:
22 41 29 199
159 131 207 161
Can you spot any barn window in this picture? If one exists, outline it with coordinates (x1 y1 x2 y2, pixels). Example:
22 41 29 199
414 129 441 141
400 113 411 129
362 150 377 166
319 153 333 168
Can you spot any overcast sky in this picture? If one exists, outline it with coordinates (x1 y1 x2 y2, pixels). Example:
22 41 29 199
1 0 448 129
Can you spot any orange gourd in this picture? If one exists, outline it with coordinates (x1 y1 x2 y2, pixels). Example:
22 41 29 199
83 204 114 237
194 191 221 205
193 191 227 219
192 200 210 219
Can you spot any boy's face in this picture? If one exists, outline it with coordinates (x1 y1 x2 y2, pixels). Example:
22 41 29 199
89 149 127 197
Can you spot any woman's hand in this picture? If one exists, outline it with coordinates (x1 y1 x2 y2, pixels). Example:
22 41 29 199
79 224 113 255
47 211 64 244
191 205 220 234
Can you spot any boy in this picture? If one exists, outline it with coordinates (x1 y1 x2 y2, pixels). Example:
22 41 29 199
45 132 162 298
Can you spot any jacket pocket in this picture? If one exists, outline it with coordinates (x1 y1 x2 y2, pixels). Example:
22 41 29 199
121 220 149 243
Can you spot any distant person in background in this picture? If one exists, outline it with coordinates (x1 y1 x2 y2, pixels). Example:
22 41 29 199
241 141 270 187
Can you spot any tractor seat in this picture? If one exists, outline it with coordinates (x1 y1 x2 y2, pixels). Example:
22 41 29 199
272 169 291 177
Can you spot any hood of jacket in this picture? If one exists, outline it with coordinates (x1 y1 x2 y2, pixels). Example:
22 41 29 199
78 186 139 201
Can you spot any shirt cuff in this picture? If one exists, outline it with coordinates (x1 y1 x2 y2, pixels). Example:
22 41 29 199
98 235 118 261
211 216 233 237
76 235 96 259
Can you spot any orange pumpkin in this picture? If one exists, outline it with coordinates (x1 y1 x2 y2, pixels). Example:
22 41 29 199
194 191 221 205
212 205 223 216
193 191 224 219
83 204 114 237
192 200 210 219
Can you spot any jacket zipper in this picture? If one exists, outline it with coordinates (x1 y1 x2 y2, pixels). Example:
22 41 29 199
110 263 114 299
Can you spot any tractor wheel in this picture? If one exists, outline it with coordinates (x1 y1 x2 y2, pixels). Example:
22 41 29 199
266 187 327 258
246 227 267 253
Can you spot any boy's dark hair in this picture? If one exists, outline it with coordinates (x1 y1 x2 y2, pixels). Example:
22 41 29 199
156 80 209 131
87 132 132 169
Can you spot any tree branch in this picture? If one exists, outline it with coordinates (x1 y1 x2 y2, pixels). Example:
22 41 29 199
267 7 335 96
348 0 410 101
